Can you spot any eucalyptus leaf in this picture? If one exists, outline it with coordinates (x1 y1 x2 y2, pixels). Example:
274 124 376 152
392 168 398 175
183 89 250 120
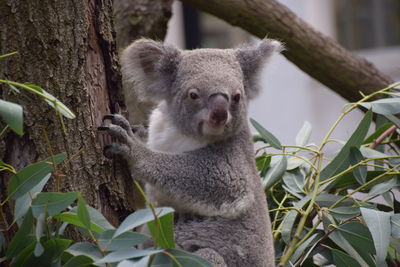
330 207 360 221
320 110 372 182
359 98 400 115
360 208 391 266
53 212 104 234
0 99 23 135
367 177 399 198
34 213 45 256
250 118 282 149
31 192 78 217
152 248 213 267
63 255 94 267
14 173 51 225
390 214 400 238
66 242 102 261
286 156 304 170
7 153 66 200
322 213 369 266
295 121 312 146
349 146 367 185
256 153 271 178
282 170 305 195
289 233 320 265
96 248 162 263
113 207 174 238
331 249 360 267
77 195 91 230
6 209 34 258
363 123 394 145
263 155 287 190
148 212 175 249
281 196 311 244
98 229 150 251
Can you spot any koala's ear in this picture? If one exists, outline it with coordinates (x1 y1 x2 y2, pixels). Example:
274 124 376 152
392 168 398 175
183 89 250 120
121 38 181 101
236 39 283 100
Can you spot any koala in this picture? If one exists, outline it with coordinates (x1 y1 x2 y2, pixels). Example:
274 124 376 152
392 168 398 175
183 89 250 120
101 38 282 267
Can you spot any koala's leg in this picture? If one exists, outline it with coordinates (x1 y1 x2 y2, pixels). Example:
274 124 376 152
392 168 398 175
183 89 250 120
195 248 227 267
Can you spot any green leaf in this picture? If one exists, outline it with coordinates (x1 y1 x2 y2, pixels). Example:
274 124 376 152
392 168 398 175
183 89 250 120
289 233 321 265
316 193 354 207
359 98 400 115
331 248 361 267
31 192 78 217
113 207 174 239
34 213 45 256
53 212 104 234
77 195 91 230
24 83 76 119
363 122 394 145
63 255 94 267
96 248 162 263
282 170 305 198
367 177 399 198
263 156 287 190
0 99 23 135
256 153 271 178
295 121 312 146
336 221 376 265
7 153 66 200
148 212 175 249
65 242 102 261
119 256 149 267
98 229 150 251
14 173 50 225
152 248 213 267
322 213 369 266
320 110 372 182
360 207 391 266
391 214 400 238
330 207 360 221
250 118 282 149
281 196 311 244
349 146 367 185
13 238 71 267
6 208 34 258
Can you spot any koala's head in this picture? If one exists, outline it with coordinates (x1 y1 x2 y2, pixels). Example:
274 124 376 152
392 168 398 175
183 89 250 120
121 38 282 141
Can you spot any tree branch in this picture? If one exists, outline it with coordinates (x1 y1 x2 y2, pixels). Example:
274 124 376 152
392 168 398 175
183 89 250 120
179 0 394 102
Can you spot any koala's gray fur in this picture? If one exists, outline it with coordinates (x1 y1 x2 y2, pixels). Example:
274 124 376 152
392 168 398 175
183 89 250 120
103 38 282 266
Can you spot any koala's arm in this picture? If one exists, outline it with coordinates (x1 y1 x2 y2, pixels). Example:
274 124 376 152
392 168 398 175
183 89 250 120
101 115 254 218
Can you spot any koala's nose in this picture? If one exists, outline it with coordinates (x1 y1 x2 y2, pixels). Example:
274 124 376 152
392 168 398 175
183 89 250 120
208 94 229 127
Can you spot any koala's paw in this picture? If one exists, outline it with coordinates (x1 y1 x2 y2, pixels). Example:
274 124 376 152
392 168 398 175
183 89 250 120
98 114 137 159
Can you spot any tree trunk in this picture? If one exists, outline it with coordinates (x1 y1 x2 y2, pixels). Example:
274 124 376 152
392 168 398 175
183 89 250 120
113 0 173 50
180 0 394 102
113 0 173 125
0 0 170 239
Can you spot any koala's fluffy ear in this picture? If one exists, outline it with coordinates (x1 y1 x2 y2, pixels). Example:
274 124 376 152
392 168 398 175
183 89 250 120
121 39 181 101
236 39 283 100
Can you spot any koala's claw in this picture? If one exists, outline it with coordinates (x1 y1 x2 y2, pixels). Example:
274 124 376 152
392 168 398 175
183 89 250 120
103 145 114 159
102 114 115 122
97 126 109 131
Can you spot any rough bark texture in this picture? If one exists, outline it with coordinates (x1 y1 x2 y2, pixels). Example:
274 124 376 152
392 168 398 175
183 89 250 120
180 0 394 102
0 0 138 238
113 0 173 50
113 0 173 125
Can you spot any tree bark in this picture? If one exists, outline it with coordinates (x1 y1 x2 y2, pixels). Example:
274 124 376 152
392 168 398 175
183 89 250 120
113 0 173 50
180 0 394 102
113 0 173 125
0 0 169 237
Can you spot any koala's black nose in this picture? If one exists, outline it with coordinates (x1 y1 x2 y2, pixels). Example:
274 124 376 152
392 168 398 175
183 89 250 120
208 94 229 127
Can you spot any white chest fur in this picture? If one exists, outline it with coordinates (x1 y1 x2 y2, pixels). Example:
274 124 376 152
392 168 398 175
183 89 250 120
147 102 207 154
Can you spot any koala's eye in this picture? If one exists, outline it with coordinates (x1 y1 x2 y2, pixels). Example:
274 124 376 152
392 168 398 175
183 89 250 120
233 92 241 103
188 89 200 100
